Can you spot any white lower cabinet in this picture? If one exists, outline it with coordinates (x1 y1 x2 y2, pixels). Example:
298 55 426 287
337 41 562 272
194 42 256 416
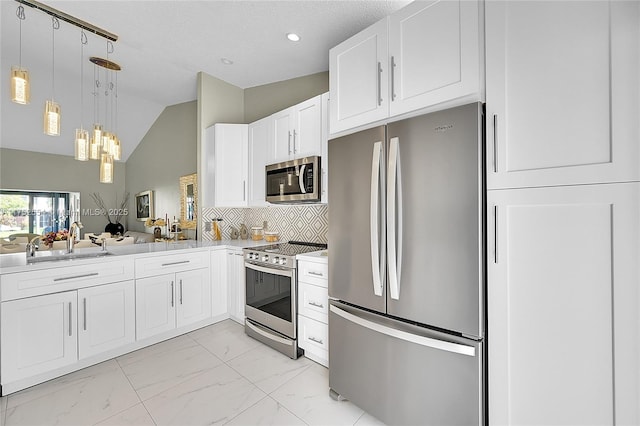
210 249 229 318
226 248 246 324
1 291 78 384
488 182 639 425
135 268 211 340
297 257 329 367
78 281 135 359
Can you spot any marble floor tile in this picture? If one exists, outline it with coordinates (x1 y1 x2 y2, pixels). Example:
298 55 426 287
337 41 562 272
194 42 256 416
4 360 140 426
270 363 365 426
117 335 223 401
354 412 387 426
225 396 306 426
6 360 122 410
94 403 156 426
143 363 266 425
190 319 262 362
227 343 313 393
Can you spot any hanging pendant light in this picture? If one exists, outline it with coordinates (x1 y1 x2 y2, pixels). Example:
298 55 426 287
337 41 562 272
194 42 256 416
43 17 61 136
11 5 30 105
89 62 102 159
74 31 89 161
100 153 114 183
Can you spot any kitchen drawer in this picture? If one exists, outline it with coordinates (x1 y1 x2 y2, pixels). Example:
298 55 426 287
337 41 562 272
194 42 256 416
299 282 328 324
135 250 209 278
299 315 328 367
1 258 134 302
298 261 328 287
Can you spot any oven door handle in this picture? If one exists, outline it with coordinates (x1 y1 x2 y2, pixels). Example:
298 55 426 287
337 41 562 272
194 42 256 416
245 261 294 278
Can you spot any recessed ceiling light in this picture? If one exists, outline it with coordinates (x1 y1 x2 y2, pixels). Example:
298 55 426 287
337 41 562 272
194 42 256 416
221 58 234 65
286 33 301 42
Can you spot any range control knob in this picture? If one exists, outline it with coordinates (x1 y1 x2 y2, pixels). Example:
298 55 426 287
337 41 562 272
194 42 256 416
280 258 287 265
273 256 279 264
262 255 269 262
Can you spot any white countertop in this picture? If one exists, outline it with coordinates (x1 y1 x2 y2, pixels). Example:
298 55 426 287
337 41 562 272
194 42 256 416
296 249 328 263
0 239 270 275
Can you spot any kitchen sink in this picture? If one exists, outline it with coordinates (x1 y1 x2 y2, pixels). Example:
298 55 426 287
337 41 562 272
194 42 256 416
27 250 113 263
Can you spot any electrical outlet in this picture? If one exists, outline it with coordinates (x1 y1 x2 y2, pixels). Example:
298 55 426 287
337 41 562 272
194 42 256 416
263 220 268 230
205 221 211 231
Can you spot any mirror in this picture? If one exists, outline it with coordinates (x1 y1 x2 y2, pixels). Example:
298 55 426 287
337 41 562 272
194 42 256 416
179 173 197 229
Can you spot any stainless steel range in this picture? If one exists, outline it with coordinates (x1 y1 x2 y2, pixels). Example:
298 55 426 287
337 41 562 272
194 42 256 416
244 241 327 359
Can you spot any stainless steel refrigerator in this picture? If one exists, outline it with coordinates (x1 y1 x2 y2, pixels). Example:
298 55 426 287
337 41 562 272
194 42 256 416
328 102 485 425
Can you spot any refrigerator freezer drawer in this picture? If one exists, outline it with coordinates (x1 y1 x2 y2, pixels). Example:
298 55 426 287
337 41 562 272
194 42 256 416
329 301 483 425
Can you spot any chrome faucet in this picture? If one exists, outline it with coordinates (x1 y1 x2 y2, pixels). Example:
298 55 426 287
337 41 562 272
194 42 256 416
67 221 84 253
26 235 42 257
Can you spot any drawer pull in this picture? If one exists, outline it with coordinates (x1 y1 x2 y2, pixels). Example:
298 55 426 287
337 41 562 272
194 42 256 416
54 272 98 282
309 336 324 345
308 301 324 308
308 271 324 277
162 260 190 267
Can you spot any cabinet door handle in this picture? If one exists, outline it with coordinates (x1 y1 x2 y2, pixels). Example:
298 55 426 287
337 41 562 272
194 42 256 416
162 260 189 267
179 279 183 305
308 271 324 277
293 129 297 154
288 131 292 155
308 301 324 308
391 55 396 101
493 114 498 173
243 180 246 201
493 205 498 264
68 302 73 337
309 336 324 345
377 61 383 106
83 297 87 331
54 272 98 282
171 281 174 307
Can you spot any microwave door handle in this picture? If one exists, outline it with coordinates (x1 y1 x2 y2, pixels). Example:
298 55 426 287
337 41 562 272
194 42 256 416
370 141 384 297
298 164 307 194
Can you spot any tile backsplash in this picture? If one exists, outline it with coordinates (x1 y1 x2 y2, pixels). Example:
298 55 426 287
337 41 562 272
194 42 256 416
201 204 328 244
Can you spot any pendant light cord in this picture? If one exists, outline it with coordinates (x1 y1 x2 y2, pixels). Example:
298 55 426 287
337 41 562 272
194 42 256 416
51 17 59 101
80 31 87 129
16 5 26 68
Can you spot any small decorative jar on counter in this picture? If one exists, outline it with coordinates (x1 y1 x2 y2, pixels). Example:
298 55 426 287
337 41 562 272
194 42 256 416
251 226 264 241
264 231 280 242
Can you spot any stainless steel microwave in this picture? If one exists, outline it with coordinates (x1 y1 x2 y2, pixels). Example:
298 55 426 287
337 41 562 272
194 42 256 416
266 156 321 203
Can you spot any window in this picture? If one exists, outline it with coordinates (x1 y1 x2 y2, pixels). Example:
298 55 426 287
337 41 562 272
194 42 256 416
0 190 71 238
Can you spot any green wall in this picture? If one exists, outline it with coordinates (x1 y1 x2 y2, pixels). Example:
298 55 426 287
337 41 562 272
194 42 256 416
125 101 198 233
0 148 127 234
244 71 329 123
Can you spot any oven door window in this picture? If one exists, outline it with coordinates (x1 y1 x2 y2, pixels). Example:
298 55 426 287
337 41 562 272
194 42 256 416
246 266 292 322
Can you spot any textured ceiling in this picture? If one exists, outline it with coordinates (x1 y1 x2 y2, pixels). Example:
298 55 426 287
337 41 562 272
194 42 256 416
1 0 411 161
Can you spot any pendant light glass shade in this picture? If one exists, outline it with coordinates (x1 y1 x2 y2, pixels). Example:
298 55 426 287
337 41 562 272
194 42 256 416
100 153 113 183
11 66 30 104
89 135 101 160
43 99 61 136
74 128 89 161
111 136 121 161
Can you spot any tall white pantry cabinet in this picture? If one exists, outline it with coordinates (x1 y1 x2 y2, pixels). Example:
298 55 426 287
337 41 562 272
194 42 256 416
485 1 639 425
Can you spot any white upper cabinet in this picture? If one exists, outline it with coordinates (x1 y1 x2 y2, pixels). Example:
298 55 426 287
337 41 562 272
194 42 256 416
248 116 270 207
486 0 640 189
388 0 482 117
330 18 389 134
269 95 323 164
329 0 483 135
213 123 249 207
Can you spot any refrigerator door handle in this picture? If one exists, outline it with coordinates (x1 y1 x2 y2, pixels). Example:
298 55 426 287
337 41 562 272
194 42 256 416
387 137 403 300
370 141 384 297
330 304 475 357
